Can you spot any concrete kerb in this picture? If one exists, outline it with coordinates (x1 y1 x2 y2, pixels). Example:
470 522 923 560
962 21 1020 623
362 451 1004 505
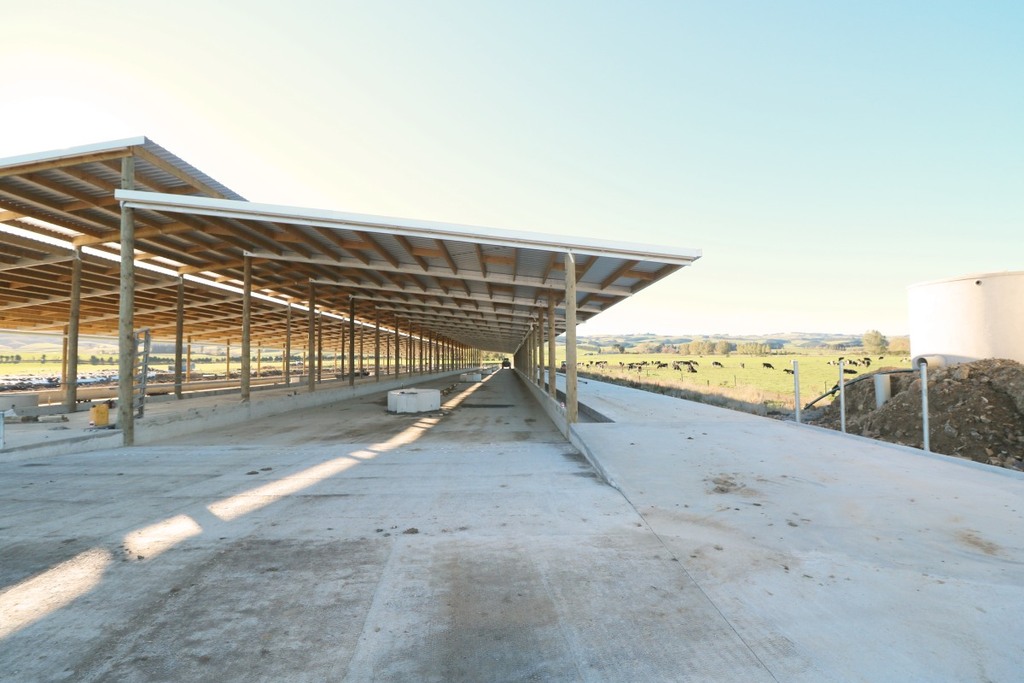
513 369 620 489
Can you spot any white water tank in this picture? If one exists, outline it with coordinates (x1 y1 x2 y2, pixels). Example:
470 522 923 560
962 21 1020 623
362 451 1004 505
908 271 1024 366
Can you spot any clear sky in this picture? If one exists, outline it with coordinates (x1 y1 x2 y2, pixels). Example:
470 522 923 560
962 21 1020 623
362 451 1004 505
2 1 1021 337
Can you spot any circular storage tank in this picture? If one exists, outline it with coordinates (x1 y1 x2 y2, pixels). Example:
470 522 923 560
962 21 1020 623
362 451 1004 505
908 271 1024 366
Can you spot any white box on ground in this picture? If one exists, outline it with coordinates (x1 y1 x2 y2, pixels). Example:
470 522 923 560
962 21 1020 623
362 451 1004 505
387 388 441 413
459 373 482 382
0 393 39 412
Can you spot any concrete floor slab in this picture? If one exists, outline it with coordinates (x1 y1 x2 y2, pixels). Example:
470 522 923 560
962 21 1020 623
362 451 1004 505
568 375 1024 682
1 371 784 682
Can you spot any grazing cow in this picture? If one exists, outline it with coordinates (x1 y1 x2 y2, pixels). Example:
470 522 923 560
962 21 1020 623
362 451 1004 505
762 362 775 370
740 362 745 369
843 368 858 375
711 361 724 368
656 362 669 369
783 368 794 374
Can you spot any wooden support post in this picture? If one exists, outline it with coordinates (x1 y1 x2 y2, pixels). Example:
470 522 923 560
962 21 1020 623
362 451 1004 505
307 282 316 392
349 297 356 387
418 331 424 374
340 318 347 378
186 335 192 383
529 329 536 381
63 248 83 411
374 309 381 382
538 310 545 388
547 299 557 399
61 326 69 394
316 312 323 383
117 155 136 446
241 255 252 402
174 276 184 399
565 251 579 424
395 322 401 377
284 305 292 386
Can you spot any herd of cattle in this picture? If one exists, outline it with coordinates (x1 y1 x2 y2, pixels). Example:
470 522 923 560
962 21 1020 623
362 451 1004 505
579 356 886 377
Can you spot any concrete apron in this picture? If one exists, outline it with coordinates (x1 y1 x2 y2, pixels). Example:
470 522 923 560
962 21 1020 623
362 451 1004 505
1 368 788 682
563 374 1024 682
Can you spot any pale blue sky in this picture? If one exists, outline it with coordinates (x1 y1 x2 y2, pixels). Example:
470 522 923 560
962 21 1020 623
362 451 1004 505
2 1 1021 336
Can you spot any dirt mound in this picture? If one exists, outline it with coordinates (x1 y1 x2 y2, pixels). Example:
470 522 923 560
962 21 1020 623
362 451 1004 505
811 358 1024 471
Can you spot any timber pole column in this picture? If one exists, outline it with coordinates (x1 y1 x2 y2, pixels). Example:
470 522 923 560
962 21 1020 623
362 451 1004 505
307 281 316 392
348 297 356 387
564 251 578 425
63 248 82 412
284 304 292 386
537 312 544 386
547 300 556 399
394 321 401 378
374 309 381 382
316 313 323 383
174 276 184 399
241 255 252 402
117 156 136 446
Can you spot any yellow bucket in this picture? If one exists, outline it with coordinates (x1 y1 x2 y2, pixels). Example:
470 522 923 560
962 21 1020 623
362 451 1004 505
90 403 109 427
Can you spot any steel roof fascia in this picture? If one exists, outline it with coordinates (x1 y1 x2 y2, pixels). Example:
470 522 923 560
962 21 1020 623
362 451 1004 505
115 190 702 266
0 137 147 172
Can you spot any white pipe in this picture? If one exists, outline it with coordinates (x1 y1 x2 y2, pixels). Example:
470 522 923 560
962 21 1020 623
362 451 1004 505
873 373 892 409
920 361 930 452
838 360 846 433
792 359 801 424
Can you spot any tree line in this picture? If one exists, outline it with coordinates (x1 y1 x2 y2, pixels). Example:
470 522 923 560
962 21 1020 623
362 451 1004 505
606 330 892 357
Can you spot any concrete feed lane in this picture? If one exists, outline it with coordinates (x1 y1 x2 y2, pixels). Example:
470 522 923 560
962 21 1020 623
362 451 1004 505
0 370 784 682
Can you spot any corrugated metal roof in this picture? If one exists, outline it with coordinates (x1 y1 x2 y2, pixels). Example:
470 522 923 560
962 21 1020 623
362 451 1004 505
0 137 701 354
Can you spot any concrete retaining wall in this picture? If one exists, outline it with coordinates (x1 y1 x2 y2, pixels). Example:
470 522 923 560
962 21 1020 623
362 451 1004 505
513 370 619 487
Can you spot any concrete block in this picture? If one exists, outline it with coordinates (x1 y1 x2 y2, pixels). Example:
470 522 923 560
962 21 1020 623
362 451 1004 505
459 373 482 382
0 393 39 413
387 388 441 413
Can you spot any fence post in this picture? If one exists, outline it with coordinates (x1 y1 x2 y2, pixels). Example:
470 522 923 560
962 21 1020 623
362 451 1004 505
919 360 930 452
792 360 801 424
838 360 846 433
